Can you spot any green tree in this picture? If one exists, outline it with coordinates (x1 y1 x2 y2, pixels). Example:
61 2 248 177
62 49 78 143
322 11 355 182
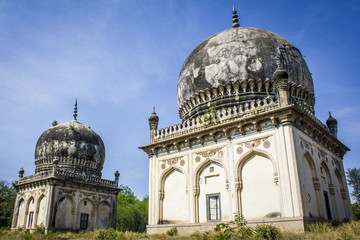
346 168 360 220
116 184 148 232
0 180 16 227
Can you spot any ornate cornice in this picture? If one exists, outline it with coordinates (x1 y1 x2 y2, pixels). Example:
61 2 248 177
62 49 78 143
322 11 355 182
140 105 349 159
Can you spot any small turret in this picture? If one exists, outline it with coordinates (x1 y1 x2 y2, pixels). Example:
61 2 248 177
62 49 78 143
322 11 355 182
19 167 24 179
326 111 338 138
273 59 290 107
115 170 120 186
148 107 159 143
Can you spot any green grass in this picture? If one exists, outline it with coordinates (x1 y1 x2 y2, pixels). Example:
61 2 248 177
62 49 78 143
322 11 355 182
1 221 360 240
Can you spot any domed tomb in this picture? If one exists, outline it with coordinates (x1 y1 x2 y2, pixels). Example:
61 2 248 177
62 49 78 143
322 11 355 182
34 120 105 177
178 27 314 120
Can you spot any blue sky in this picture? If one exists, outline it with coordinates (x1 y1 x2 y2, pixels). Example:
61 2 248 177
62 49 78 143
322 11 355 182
0 0 359 199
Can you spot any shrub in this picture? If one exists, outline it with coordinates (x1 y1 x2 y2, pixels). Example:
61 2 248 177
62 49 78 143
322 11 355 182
307 221 332 233
95 228 117 240
166 227 178 236
33 224 45 234
254 224 281 240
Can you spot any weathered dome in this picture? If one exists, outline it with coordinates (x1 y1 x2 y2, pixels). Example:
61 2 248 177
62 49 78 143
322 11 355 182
177 27 314 120
34 120 105 177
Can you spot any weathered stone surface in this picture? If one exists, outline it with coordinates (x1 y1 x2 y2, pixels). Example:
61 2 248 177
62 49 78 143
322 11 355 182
35 120 105 177
177 27 314 107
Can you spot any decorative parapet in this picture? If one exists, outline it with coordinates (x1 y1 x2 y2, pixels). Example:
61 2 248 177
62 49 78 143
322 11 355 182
18 169 117 188
154 95 278 142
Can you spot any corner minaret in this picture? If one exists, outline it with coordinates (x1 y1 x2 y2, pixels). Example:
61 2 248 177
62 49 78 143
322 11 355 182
148 107 159 143
326 111 338 138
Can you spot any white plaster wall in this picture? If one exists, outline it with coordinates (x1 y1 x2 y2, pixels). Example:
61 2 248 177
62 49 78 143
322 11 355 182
16 200 25 228
26 198 36 227
198 163 229 223
301 157 319 217
163 170 188 223
241 154 281 219
292 127 353 221
36 196 47 226
77 199 94 229
333 173 346 221
96 202 111 229
55 197 73 229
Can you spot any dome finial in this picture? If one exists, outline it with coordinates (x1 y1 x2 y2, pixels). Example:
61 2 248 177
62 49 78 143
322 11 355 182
232 6 240 28
73 98 78 120
153 105 156 113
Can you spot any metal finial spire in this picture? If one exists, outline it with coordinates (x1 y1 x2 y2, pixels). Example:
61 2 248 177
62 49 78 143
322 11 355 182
232 6 240 28
153 106 156 113
73 99 78 120
329 111 332 117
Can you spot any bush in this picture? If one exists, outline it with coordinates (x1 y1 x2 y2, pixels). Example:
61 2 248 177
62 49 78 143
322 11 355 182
307 222 332 233
33 224 45 234
254 224 281 240
166 227 178 236
95 228 117 240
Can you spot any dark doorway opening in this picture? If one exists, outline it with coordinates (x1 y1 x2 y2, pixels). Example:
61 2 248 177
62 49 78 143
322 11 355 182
323 191 332 220
80 213 89 230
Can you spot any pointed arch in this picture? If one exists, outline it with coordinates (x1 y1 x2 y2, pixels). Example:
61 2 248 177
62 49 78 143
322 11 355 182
159 166 188 224
25 196 36 228
96 200 112 229
334 168 348 220
236 149 281 219
301 152 321 218
303 151 317 177
35 194 47 226
320 160 335 220
193 158 229 223
54 195 75 229
235 149 278 181
14 198 25 228
159 166 187 192
194 158 228 185
77 197 95 230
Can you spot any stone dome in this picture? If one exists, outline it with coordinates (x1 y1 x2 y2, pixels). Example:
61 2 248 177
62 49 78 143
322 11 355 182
177 27 314 120
34 120 105 177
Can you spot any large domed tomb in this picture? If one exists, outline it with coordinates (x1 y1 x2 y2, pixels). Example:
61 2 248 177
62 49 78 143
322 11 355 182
12 104 120 232
177 27 315 121
34 120 105 177
141 8 352 234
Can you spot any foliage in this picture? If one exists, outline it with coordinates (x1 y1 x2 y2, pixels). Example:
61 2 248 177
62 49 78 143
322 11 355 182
352 202 360 220
307 222 332 233
254 224 281 240
214 214 254 240
347 168 360 202
69 124 75 130
166 227 178 236
0 180 16 227
116 184 148 233
33 224 45 235
51 120 58 126
200 104 220 128
95 228 117 240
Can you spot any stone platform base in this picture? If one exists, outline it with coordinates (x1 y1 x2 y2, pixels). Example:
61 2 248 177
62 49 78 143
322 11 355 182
147 217 320 235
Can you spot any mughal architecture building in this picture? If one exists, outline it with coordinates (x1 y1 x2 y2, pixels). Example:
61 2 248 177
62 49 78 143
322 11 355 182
12 103 120 231
140 8 353 233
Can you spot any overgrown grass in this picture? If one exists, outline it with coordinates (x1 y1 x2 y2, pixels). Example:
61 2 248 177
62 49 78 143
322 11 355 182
1 221 360 240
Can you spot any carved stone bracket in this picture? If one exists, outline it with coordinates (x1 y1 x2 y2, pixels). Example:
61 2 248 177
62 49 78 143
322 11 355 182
328 184 335 195
235 180 242 191
341 189 347 199
238 136 270 149
193 186 200 196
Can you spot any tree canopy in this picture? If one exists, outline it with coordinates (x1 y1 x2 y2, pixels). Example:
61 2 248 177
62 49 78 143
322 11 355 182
116 184 148 232
346 168 360 220
0 181 16 227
